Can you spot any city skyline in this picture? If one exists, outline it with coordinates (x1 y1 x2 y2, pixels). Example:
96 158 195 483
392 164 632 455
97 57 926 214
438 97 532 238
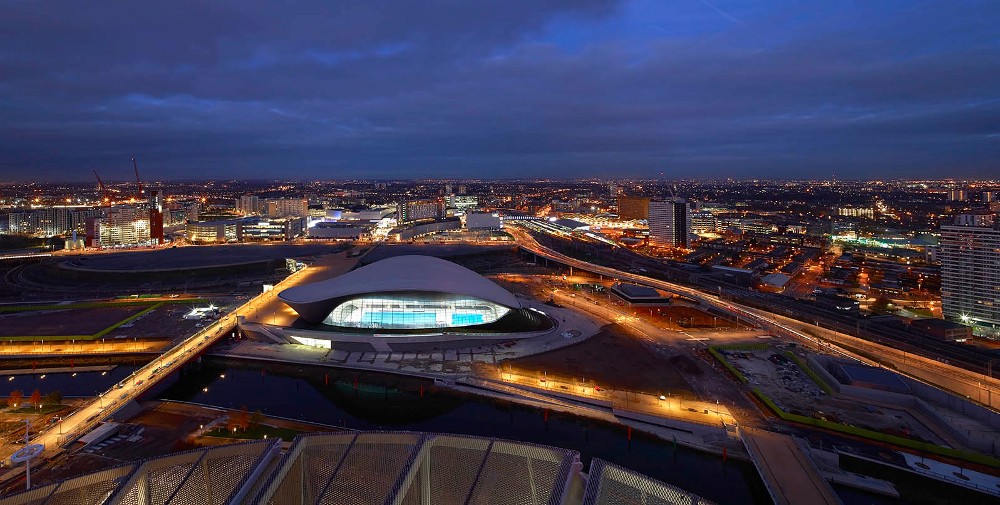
2 0 998 182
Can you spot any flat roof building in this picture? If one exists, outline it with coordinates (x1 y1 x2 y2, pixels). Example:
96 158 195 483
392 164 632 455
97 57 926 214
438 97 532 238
617 195 651 220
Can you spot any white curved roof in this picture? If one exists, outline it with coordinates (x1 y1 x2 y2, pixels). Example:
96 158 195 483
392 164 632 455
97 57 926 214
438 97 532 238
279 255 520 308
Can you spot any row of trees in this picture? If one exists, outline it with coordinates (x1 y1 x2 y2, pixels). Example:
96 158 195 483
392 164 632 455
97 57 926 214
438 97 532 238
225 405 264 432
6 389 62 409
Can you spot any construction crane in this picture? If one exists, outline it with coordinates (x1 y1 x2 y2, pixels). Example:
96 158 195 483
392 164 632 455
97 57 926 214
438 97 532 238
132 157 143 200
93 170 111 206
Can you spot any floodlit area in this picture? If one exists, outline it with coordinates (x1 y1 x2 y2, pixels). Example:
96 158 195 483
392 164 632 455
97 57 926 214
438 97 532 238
181 306 219 320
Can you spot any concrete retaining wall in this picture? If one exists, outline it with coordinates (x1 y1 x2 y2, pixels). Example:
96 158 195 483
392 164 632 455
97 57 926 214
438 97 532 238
811 354 1000 456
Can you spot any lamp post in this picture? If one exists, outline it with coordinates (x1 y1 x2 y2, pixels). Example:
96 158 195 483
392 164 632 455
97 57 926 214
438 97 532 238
988 358 1000 379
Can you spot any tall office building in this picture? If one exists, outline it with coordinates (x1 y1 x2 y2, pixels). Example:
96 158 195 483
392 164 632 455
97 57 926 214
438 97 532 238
690 211 717 234
617 195 651 220
939 221 1000 328
648 199 691 248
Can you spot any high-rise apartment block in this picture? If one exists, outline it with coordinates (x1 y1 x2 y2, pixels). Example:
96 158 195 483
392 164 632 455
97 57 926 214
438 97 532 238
86 205 154 248
397 199 445 223
445 194 478 210
2 207 104 237
266 198 308 218
954 211 995 228
948 189 967 201
648 199 691 248
238 195 263 215
940 220 1000 328
835 206 875 219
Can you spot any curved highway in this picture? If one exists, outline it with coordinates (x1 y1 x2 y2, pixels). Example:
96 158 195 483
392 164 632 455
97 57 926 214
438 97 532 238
507 225 1000 411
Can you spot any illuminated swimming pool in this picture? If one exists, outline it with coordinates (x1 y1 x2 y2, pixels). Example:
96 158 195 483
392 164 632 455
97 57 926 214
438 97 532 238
451 313 484 325
360 311 439 326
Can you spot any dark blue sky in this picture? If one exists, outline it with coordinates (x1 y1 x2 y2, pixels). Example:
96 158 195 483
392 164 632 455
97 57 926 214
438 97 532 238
1 0 997 181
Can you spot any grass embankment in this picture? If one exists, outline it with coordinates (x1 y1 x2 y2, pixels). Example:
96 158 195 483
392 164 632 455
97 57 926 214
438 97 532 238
7 405 64 415
1 298 208 342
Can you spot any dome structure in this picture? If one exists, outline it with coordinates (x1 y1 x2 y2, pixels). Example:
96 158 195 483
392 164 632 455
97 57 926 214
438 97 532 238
278 255 521 330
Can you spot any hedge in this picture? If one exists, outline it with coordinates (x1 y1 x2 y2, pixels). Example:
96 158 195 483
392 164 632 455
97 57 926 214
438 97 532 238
709 347 748 384
712 343 770 351
0 298 205 313
92 302 164 338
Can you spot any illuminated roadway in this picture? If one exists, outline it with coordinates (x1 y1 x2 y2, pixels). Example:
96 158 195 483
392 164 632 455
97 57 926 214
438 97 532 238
507 225 1000 411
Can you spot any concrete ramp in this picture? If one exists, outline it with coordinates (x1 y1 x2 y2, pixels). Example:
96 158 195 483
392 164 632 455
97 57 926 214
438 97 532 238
741 429 841 505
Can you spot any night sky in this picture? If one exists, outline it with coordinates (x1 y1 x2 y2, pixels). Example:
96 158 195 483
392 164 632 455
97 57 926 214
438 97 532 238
1 1 997 181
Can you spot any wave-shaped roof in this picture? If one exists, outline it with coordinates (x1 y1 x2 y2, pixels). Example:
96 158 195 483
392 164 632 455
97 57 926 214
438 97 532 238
279 255 520 323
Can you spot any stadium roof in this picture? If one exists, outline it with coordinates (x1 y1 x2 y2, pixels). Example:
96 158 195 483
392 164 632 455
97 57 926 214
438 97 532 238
0 440 273 505
0 432 714 505
279 255 520 323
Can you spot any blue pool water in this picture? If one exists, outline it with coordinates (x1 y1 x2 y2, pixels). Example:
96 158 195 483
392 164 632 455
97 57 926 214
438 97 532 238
451 313 484 325
361 311 438 326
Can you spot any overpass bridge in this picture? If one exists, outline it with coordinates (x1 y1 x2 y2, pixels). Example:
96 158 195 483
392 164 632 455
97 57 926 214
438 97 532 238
2 247 376 466
1 264 313 463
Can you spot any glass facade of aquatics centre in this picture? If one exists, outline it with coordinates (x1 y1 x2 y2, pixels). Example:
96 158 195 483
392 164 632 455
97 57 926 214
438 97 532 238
323 292 511 329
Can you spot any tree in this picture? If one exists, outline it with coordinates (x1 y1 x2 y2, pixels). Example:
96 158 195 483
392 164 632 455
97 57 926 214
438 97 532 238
7 390 22 409
250 409 264 429
43 390 62 407
237 405 250 430
29 389 42 408
872 295 891 311
225 414 239 433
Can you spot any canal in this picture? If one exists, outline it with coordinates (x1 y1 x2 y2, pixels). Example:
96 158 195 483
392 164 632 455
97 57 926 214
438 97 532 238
145 356 771 504
12 357 972 504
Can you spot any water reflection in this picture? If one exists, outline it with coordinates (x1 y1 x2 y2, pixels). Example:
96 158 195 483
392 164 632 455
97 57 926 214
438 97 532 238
152 357 769 504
